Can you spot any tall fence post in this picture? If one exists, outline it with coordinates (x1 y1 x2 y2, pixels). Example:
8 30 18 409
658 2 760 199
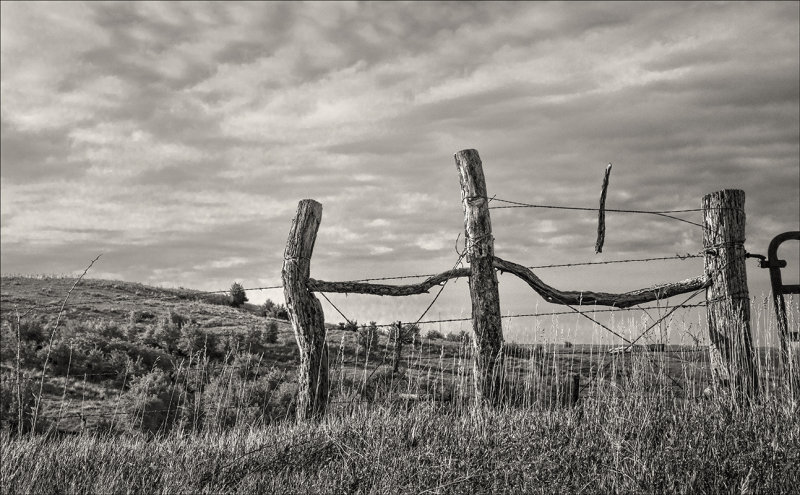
702 189 757 399
282 199 329 420
454 149 504 404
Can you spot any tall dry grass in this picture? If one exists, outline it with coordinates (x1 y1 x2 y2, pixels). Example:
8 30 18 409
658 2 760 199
2 396 797 494
1 296 798 493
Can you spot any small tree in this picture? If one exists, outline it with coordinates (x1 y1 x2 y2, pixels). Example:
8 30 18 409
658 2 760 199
229 282 248 308
357 321 379 351
391 323 421 373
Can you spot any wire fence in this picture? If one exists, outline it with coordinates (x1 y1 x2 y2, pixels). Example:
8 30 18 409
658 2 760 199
3 194 789 434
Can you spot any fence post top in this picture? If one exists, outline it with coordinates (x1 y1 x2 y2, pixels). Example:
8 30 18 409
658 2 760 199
297 199 322 209
703 189 745 199
454 149 480 158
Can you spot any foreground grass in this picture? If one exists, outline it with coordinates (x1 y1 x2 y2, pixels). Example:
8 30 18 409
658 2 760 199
2 396 798 494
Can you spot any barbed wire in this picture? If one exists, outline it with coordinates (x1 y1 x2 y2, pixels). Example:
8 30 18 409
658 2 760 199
369 302 707 328
488 198 708 228
0 253 706 312
0 297 709 333
489 197 704 213
577 253 745 393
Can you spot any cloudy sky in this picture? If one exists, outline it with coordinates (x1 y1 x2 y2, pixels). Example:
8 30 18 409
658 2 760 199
2 2 798 344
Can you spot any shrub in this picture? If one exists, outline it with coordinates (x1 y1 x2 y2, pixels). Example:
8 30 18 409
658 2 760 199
342 320 359 333
83 347 116 377
138 323 159 348
114 342 171 377
357 322 380 351
267 380 297 423
91 320 126 340
0 318 44 368
15 316 49 344
425 329 445 340
229 352 263 380
218 331 245 359
37 340 84 376
202 365 295 429
446 330 472 345
202 371 245 429
128 310 157 325
121 368 181 435
263 321 279 345
0 371 45 436
229 282 248 308
177 324 220 359
152 313 182 353
168 310 188 330
262 299 289 320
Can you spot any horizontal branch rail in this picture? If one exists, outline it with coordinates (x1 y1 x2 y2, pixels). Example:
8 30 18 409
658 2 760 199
309 257 710 309
309 268 470 296
493 257 710 309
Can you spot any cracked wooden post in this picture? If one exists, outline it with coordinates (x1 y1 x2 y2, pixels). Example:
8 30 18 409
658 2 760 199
455 149 504 405
702 189 757 399
282 199 329 420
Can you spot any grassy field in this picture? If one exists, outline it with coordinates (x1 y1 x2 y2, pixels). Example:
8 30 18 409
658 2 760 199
1 275 799 493
2 398 798 494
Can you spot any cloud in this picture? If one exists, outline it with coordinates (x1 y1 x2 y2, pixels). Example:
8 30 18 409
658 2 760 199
1 2 797 341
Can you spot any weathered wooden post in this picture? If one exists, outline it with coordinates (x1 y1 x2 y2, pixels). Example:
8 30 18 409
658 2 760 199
282 199 329 420
702 189 757 398
392 321 403 374
454 149 505 404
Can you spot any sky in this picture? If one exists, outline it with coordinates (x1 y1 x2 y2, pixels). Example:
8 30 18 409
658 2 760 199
2 1 798 345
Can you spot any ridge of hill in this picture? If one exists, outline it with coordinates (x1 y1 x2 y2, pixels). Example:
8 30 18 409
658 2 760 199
0 275 289 331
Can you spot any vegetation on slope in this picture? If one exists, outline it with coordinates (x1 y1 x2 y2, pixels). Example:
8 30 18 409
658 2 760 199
1 276 798 494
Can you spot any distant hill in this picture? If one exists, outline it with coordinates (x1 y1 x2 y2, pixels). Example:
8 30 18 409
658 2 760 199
0 275 290 331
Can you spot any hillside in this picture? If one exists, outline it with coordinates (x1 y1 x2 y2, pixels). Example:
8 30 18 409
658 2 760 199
0 275 475 433
2 276 798 494
0 275 291 332
1 274 730 436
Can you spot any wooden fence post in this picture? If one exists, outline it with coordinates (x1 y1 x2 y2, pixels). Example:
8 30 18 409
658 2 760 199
454 149 504 404
282 199 329 420
392 321 403 374
702 189 757 398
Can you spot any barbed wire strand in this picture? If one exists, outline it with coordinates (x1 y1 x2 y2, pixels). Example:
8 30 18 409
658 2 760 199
0 302 711 382
350 248 469 399
579 287 707 393
489 198 708 228
577 250 745 394
0 253 706 309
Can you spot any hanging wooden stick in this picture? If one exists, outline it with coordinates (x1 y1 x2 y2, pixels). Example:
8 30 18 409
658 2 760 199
595 163 612 253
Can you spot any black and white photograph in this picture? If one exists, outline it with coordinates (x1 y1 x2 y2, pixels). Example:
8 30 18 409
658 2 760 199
1 1 798 493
